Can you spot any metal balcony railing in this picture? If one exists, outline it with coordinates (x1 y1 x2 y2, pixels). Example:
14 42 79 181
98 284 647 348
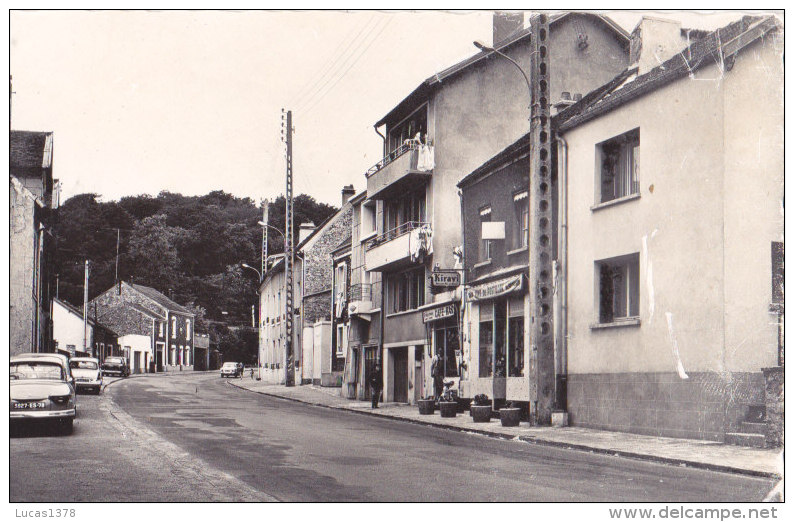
365 221 429 251
349 283 372 302
365 142 418 178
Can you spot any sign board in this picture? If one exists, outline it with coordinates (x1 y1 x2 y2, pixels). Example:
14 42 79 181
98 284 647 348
430 270 461 288
482 221 505 240
422 304 456 323
466 274 524 302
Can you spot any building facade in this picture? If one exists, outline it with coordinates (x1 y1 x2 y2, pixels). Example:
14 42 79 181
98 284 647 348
53 297 119 360
90 281 195 372
555 15 783 441
10 130 58 356
364 12 630 404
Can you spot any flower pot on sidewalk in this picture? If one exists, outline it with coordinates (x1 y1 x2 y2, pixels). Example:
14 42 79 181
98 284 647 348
471 404 492 423
417 399 435 415
439 401 457 418
499 407 521 427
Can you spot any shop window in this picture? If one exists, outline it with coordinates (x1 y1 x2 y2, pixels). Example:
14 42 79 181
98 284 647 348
389 267 425 313
493 301 507 377
508 296 525 377
479 303 493 378
434 320 459 378
597 253 640 323
479 206 492 261
597 128 639 203
513 192 528 249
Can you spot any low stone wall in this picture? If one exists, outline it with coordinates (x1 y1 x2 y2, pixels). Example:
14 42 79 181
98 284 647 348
567 371 764 441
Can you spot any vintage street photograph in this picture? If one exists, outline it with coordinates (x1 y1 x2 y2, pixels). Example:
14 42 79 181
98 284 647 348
7 7 784 512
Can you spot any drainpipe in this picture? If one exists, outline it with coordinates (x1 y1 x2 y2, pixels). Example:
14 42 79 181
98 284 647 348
555 133 569 410
374 125 386 157
457 188 468 393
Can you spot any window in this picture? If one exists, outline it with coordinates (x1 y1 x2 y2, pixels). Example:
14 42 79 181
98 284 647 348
493 300 507 377
479 206 492 261
389 267 425 313
478 303 493 377
598 128 640 203
186 319 191 340
158 322 164 337
387 105 428 154
335 325 345 356
171 317 177 339
361 202 376 238
334 262 347 316
385 189 426 232
508 296 524 377
513 192 528 249
596 253 640 323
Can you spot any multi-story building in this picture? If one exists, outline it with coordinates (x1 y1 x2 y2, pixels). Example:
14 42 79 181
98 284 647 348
90 281 195 372
554 15 783 442
10 130 58 355
53 297 119 360
364 12 630 404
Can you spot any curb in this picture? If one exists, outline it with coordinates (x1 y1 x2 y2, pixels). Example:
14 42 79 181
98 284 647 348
226 380 781 480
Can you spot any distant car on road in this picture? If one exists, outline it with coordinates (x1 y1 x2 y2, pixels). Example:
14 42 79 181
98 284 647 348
102 356 130 378
10 353 77 434
220 362 242 378
70 357 103 394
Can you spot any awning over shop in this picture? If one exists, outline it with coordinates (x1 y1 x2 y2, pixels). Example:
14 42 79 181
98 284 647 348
466 274 524 302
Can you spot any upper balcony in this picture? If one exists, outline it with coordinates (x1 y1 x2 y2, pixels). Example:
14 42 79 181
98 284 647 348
366 143 433 200
347 283 373 316
365 221 432 272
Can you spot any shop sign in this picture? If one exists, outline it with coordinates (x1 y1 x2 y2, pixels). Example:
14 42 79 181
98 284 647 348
422 304 456 323
466 274 524 302
430 270 461 288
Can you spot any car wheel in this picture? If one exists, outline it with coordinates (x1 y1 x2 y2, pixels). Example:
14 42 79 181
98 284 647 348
59 418 74 435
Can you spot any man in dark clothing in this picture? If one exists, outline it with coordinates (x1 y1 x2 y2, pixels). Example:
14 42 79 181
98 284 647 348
431 354 444 399
370 364 383 408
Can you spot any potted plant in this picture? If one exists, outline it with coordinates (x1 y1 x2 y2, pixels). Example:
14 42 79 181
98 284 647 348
499 401 522 427
438 397 457 418
417 396 435 415
470 394 492 423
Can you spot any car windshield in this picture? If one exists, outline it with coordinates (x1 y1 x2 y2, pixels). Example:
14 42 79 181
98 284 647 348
10 362 64 381
223 363 237 368
70 361 98 370
105 359 122 364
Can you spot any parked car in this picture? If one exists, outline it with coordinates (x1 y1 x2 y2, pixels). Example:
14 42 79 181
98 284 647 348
220 362 242 378
102 356 130 377
69 357 103 394
10 353 76 434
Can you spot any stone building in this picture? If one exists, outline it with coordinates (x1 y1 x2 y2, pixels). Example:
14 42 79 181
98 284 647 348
90 281 195 372
10 130 58 356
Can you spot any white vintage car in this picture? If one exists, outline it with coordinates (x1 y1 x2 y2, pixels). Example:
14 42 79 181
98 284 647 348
69 357 103 394
10 353 76 434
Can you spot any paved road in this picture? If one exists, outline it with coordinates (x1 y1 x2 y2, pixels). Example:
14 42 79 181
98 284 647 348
11 373 776 502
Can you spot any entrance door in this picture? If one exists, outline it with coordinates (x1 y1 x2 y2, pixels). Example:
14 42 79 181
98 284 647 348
155 348 164 372
363 346 378 399
414 346 424 402
393 348 408 403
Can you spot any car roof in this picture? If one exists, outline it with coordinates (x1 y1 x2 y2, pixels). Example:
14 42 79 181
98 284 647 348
11 353 68 365
71 357 99 362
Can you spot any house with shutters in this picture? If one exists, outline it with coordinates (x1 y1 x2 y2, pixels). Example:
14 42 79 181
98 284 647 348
90 281 195 372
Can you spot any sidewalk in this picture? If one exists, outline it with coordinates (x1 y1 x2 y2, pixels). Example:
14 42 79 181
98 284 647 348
228 378 783 479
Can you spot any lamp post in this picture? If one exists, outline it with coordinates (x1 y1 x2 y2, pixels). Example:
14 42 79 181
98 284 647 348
241 263 262 282
472 13 555 425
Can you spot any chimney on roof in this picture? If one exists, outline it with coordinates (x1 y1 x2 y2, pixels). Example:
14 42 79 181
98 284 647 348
299 222 316 244
493 11 525 46
341 184 356 206
630 16 686 75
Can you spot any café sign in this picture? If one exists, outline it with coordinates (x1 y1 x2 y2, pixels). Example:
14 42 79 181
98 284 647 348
466 274 524 302
422 304 456 323
430 270 461 288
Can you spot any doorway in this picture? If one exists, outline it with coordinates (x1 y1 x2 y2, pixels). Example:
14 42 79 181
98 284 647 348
414 345 424 402
392 347 408 403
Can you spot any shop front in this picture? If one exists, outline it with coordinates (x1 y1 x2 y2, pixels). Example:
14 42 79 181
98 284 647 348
462 272 529 403
423 303 461 399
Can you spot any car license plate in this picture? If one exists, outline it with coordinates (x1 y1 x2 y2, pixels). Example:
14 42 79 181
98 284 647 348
15 402 46 409
76 378 89 382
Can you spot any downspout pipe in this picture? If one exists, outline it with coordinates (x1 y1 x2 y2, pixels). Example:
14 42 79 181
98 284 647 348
555 132 569 409
374 125 386 157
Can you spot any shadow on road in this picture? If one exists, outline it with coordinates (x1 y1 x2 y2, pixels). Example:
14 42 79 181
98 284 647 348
10 421 74 438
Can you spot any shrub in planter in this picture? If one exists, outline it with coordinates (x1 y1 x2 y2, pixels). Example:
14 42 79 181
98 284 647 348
439 401 457 418
500 401 522 427
471 394 492 422
417 397 435 415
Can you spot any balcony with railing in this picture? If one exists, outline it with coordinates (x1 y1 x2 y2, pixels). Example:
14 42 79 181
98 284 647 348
365 142 433 200
348 283 373 316
365 221 432 272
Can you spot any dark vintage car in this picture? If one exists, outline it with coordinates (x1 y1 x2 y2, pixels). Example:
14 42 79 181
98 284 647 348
10 353 77 434
102 356 130 377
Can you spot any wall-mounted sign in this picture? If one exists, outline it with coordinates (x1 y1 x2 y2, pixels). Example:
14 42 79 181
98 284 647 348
430 270 461 288
422 304 456 323
466 274 524 302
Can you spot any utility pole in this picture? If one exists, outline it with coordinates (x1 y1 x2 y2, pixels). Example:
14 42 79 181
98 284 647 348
261 199 269 279
527 13 555 425
83 260 90 356
115 228 120 283
282 109 295 387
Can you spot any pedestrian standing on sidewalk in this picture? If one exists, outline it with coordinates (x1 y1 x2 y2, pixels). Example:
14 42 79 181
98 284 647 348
431 354 444 399
369 363 383 409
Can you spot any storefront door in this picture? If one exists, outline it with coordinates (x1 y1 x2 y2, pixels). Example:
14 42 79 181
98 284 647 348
393 348 408 403
363 345 378 399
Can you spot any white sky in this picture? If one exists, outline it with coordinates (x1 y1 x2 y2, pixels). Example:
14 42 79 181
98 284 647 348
9 9 770 207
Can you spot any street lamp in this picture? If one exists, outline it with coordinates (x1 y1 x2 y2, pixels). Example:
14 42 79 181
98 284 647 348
241 263 262 281
473 41 531 103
